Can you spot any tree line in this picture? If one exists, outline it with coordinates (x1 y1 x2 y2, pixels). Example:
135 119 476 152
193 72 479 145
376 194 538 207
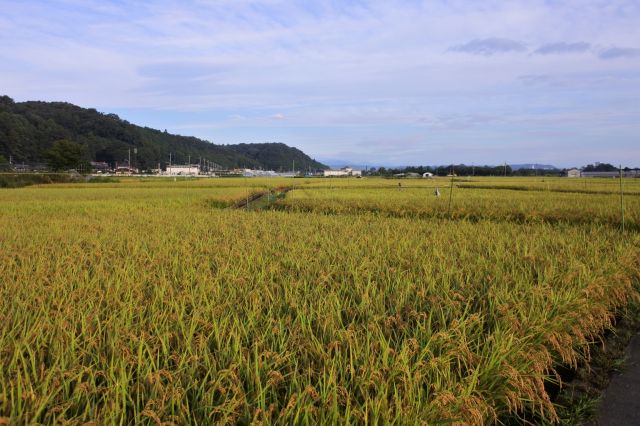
365 164 544 177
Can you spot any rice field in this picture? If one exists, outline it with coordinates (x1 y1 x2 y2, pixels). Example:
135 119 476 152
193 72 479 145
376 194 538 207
1 176 638 424
277 183 640 229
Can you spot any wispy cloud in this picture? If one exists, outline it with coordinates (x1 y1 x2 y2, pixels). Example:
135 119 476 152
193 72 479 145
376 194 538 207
518 75 555 86
598 46 640 59
138 61 231 80
534 42 591 55
448 38 526 56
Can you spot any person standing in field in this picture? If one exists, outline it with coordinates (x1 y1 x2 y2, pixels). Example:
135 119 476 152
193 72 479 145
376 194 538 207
434 187 440 197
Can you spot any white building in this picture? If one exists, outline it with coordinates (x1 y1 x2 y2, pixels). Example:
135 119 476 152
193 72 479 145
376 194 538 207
566 168 581 178
324 167 362 177
423 172 434 178
166 165 200 176
236 169 295 177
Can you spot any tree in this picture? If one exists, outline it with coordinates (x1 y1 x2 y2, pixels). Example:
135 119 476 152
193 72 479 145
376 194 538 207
0 95 14 108
0 154 10 171
583 163 617 172
46 139 86 171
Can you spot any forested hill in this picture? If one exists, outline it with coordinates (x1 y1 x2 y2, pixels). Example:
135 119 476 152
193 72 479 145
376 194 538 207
0 96 328 171
225 143 328 172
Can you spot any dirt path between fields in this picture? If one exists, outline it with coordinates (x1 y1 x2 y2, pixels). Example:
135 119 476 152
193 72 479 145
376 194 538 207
596 331 640 425
234 186 294 210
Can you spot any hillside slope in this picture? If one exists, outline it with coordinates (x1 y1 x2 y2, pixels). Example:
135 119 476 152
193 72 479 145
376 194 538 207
0 96 327 171
226 143 327 172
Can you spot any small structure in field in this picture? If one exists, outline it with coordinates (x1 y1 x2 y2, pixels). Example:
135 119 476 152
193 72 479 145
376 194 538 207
324 167 362 177
566 168 581 178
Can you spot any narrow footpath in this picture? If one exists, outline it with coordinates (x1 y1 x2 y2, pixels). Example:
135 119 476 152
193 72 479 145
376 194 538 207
235 186 294 210
597 331 640 425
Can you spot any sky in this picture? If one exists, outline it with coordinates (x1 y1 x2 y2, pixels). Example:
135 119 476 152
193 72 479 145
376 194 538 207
1 0 639 167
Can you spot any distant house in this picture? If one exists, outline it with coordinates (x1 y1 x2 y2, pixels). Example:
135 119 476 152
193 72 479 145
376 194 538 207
90 161 111 173
395 172 421 178
423 172 434 178
166 165 199 176
566 168 581 178
324 167 362 177
12 164 32 172
581 171 617 178
580 170 640 178
11 163 48 172
114 166 138 175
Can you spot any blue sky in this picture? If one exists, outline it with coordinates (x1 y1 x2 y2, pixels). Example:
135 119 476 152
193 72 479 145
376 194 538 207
1 0 639 167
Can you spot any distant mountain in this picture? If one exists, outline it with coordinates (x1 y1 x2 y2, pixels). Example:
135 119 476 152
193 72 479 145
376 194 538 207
0 96 325 171
226 143 328 171
509 163 559 171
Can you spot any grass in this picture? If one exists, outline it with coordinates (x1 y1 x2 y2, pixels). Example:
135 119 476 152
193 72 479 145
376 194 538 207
1 176 638 424
0 173 80 188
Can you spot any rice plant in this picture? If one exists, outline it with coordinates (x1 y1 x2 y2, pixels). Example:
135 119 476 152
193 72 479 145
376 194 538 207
1 177 638 424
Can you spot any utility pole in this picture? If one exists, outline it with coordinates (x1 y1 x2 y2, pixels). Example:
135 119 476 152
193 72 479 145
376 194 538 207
448 166 455 219
292 160 295 175
620 165 625 232
245 176 249 210
504 162 507 177
128 148 131 168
